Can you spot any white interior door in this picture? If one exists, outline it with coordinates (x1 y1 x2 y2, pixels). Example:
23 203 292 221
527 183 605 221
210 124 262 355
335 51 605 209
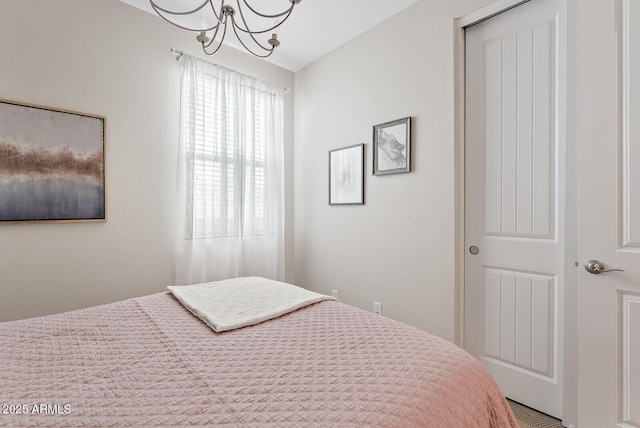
576 0 640 426
464 0 565 419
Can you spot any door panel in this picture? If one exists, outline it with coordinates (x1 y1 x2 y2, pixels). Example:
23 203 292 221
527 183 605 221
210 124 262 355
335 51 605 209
464 0 564 418
484 22 556 240
623 0 640 251
484 269 555 376
622 294 640 424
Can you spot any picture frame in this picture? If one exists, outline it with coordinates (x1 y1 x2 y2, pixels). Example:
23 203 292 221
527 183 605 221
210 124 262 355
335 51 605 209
329 144 364 205
0 99 106 222
373 116 411 175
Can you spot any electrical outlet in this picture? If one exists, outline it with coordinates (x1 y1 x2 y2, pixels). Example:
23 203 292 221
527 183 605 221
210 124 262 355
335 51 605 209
373 302 382 315
331 289 339 299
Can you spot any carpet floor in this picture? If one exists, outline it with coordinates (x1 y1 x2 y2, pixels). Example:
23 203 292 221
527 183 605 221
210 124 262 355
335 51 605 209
508 400 564 428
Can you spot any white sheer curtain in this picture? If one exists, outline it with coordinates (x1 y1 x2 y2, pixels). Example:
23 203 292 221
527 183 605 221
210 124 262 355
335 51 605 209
175 54 285 285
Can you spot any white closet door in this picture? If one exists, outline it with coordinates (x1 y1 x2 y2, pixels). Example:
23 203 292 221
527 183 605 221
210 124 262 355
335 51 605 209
464 0 565 418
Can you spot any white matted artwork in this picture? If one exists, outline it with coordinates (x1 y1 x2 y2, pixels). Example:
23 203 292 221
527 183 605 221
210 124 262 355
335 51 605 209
328 144 364 205
373 117 411 175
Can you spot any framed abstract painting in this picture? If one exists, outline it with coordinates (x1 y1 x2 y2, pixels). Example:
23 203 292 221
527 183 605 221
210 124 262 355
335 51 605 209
0 99 106 222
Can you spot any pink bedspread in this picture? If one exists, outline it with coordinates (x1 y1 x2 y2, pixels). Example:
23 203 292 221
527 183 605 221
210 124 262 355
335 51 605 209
0 292 517 427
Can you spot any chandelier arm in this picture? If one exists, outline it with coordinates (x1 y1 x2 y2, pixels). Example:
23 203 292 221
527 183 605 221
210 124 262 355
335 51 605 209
202 23 228 55
231 24 275 58
149 0 227 31
149 0 210 17
202 37 226 55
239 0 296 19
229 14 275 52
205 0 225 26
150 1 222 32
234 4 294 35
203 22 223 48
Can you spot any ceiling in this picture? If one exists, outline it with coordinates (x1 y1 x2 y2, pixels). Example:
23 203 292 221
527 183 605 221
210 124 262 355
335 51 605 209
120 0 418 71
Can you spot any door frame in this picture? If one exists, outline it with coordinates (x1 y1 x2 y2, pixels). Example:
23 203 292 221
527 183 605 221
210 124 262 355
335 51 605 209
453 0 578 425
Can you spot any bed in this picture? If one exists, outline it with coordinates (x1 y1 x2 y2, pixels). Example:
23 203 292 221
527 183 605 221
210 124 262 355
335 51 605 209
0 277 517 427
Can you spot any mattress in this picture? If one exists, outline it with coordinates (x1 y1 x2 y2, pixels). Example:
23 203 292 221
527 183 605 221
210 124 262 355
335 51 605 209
0 289 517 427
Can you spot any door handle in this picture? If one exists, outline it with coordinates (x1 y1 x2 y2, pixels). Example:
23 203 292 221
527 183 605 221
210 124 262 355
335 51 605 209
584 259 624 274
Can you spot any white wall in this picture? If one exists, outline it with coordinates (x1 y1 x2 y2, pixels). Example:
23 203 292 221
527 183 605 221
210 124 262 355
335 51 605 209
294 0 493 341
0 0 295 322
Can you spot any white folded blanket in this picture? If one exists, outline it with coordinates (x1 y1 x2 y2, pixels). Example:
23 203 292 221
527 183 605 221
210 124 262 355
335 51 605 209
168 277 337 333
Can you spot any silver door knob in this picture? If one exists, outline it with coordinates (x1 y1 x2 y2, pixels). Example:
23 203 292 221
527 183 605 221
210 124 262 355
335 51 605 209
584 259 624 274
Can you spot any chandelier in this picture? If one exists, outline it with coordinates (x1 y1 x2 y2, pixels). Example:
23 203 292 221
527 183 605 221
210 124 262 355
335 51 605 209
149 0 302 58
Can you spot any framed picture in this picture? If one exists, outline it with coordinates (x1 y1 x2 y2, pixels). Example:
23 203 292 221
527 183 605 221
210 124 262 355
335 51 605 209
373 116 411 175
0 99 106 222
329 144 364 205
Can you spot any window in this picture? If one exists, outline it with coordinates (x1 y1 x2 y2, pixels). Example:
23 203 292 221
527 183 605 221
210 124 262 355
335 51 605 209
180 59 283 240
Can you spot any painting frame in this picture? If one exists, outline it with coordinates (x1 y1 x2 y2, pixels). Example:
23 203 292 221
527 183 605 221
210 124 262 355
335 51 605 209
373 116 411 175
329 143 364 205
0 98 107 223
